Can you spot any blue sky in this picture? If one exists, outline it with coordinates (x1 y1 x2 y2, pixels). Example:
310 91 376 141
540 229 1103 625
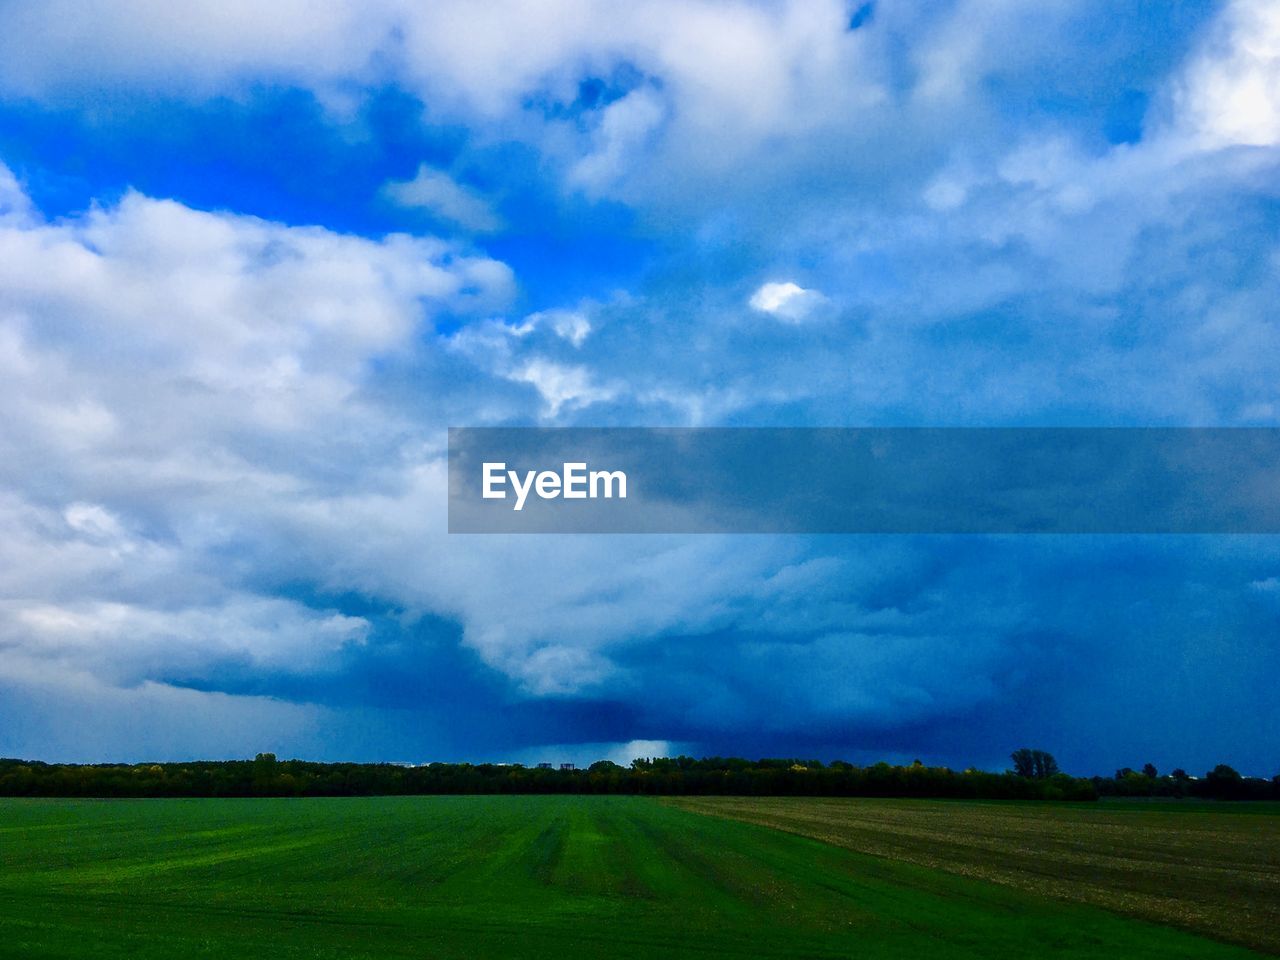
0 0 1278 775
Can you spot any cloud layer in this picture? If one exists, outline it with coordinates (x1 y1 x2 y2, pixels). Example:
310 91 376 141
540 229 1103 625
0 1 1277 772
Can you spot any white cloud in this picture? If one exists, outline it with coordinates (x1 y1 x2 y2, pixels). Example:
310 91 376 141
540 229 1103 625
0 182 515 485
63 502 129 543
2 597 369 684
508 309 593 347
509 358 617 417
0 168 830 719
0 1 892 206
383 164 503 233
0 167 517 728
1172 0 1280 149
0 0 395 101
544 310 592 347
570 87 667 193
443 308 607 417
2 0 1265 223
0 164 34 224
748 280 826 322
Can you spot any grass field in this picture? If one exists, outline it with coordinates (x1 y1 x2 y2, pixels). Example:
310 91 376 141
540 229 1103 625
0 796 1269 959
670 797 1280 954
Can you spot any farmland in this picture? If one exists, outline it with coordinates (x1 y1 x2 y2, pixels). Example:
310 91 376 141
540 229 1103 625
670 796 1280 954
0 795 1269 959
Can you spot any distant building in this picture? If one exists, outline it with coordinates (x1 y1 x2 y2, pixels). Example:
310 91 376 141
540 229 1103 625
537 762 553 769
560 763 576 771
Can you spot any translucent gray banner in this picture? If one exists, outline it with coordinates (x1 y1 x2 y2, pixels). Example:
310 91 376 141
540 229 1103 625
448 428 1280 534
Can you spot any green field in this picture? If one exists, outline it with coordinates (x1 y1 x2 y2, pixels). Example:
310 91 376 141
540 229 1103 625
0 796 1268 959
670 796 1280 954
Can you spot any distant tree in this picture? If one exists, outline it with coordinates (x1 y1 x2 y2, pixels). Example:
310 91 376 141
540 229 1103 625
588 760 622 773
1011 748 1059 780
1115 767 1134 780
1171 768 1189 781
1036 752 1060 779
1142 763 1158 779
1205 764 1243 799
1011 749 1035 777
252 753 279 794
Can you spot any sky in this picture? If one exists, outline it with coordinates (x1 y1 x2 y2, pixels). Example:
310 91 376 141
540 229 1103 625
0 0 1278 775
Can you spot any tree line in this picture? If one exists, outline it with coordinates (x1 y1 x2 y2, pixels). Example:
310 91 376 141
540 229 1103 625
1092 761 1279 801
0 752 1271 801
